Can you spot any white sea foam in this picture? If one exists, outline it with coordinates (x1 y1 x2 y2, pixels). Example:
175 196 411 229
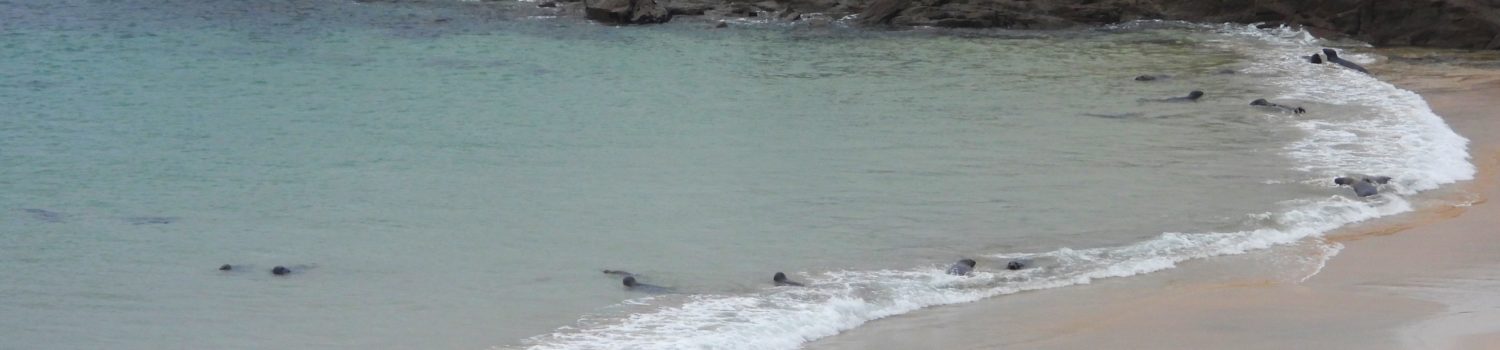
511 24 1475 350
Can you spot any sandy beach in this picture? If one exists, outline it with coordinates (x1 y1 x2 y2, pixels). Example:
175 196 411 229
810 51 1500 350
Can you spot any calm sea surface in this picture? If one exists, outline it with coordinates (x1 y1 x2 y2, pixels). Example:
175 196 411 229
1 1 1468 349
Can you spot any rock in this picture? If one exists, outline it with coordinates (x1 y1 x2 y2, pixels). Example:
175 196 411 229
562 2 587 15
857 0 910 25
708 3 765 18
552 0 1500 50
786 0 841 14
664 0 714 16
585 0 672 24
780 9 801 21
1149 0 1500 50
754 1 780 10
804 17 832 27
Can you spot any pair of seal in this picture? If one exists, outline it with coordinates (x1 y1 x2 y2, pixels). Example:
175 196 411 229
1335 176 1391 197
773 272 804 287
947 257 1032 275
1251 99 1306 114
946 259 977 276
217 264 296 276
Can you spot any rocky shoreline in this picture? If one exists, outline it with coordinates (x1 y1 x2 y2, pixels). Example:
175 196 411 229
547 0 1500 49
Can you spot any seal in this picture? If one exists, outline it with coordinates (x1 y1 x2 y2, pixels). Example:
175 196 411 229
946 259 976 276
1081 112 1145 119
602 269 634 277
622 276 673 293
1322 48 1370 74
1134 74 1167 81
1006 259 1030 270
22 208 64 223
1251 99 1306 114
1334 176 1380 197
773 272 805 287
219 264 234 271
126 216 176 225
1157 90 1203 103
271 266 292 276
1309 53 1324 64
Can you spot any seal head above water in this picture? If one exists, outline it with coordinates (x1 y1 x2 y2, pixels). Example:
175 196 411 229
622 276 673 293
946 259 977 276
1335 176 1380 197
773 272 805 287
1251 99 1307 114
1322 48 1370 74
1006 259 1031 270
1159 90 1203 103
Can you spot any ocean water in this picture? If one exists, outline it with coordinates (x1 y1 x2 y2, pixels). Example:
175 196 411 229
0 1 1473 349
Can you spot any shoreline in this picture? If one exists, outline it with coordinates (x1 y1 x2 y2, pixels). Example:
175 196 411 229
809 50 1500 350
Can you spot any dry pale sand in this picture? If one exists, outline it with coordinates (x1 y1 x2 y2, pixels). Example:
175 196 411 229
809 52 1500 350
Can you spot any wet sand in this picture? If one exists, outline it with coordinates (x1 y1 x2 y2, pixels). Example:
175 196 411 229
810 52 1500 350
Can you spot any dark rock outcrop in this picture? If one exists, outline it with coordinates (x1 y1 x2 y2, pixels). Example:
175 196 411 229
563 0 1500 50
855 0 1500 49
585 0 673 24
1149 0 1500 50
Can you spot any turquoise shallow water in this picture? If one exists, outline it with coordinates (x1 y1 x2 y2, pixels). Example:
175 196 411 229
2 1 1467 349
